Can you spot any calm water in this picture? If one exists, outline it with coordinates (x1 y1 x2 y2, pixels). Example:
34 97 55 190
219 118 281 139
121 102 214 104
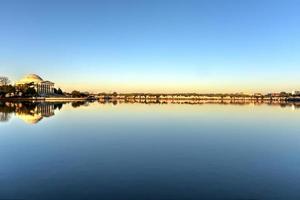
0 101 300 200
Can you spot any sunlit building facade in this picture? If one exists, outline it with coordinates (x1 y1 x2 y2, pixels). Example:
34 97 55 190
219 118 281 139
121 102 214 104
16 74 55 95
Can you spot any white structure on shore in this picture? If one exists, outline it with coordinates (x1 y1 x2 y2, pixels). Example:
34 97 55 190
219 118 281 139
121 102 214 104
16 74 55 95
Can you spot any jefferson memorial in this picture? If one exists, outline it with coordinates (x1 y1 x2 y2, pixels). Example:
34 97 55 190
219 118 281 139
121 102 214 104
16 74 55 95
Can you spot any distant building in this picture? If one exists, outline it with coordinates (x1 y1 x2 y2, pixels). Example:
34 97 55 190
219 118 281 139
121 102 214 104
16 74 55 95
254 93 263 97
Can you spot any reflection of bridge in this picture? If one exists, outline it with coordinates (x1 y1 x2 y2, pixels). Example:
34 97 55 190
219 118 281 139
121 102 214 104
98 98 300 109
98 94 300 105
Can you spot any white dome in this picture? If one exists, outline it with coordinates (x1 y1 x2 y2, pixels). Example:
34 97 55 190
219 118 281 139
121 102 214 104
18 74 44 84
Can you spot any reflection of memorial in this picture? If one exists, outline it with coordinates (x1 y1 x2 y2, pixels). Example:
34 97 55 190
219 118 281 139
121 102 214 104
16 103 55 124
0 102 64 124
17 113 43 124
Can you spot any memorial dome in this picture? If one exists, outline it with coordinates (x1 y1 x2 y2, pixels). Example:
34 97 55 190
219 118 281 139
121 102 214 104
18 74 44 84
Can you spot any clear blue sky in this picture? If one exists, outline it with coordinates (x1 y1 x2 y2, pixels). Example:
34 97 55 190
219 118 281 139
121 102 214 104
1 0 300 93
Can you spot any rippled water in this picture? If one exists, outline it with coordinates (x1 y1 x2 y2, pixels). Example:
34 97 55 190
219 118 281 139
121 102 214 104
0 101 300 200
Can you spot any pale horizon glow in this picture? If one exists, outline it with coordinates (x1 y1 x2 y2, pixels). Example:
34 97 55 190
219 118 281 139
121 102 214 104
1 0 300 93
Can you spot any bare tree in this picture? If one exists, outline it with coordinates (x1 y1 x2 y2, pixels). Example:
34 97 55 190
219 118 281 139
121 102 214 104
0 77 10 86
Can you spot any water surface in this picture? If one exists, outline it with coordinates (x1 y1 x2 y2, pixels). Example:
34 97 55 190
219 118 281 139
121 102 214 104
0 101 300 200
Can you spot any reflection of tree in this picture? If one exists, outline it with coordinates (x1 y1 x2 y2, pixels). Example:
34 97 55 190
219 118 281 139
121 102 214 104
0 112 11 122
0 102 15 113
0 102 18 123
71 101 87 108
54 103 63 110
16 102 37 115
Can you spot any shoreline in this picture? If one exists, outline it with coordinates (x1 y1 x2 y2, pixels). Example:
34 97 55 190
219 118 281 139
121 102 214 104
1 95 300 102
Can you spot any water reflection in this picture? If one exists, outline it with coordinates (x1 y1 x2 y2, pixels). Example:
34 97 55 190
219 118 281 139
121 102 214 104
71 101 89 108
0 100 299 124
99 98 300 107
0 111 12 122
100 99 300 109
0 101 66 124
1 99 300 200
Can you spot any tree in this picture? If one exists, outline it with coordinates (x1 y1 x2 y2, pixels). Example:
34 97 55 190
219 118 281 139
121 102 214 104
57 88 63 95
24 87 37 96
71 90 88 98
71 90 82 97
0 85 15 94
0 77 10 86
53 88 63 95
17 83 37 97
280 92 288 97
53 88 58 94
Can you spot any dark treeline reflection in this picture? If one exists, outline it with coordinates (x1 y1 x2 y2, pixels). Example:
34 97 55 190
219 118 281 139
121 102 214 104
71 101 89 108
0 101 66 124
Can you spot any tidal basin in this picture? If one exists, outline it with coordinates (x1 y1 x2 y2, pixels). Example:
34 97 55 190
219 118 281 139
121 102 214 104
0 101 300 200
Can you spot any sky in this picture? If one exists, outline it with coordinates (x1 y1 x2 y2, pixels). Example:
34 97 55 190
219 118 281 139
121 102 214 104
0 0 300 93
